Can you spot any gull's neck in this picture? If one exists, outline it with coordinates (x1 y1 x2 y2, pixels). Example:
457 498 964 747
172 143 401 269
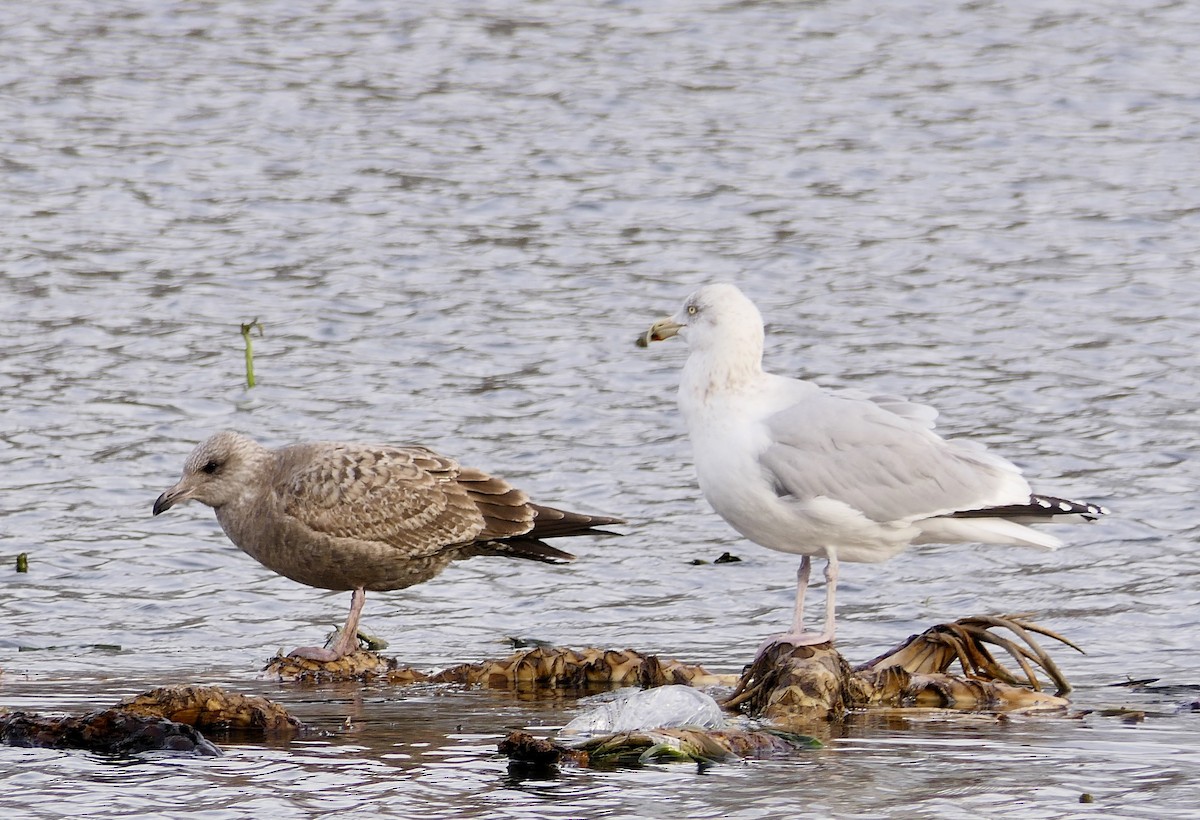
216 442 275 513
678 335 765 423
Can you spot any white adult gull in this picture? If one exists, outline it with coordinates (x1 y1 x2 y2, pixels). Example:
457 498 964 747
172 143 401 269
637 283 1106 650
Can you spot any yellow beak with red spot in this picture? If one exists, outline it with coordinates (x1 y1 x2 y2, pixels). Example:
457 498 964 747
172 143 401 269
635 316 683 348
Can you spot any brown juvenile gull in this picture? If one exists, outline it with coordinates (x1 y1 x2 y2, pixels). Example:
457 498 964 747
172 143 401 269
638 283 1107 655
153 431 622 661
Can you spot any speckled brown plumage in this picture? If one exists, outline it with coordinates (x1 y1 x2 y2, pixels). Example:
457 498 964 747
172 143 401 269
153 431 622 661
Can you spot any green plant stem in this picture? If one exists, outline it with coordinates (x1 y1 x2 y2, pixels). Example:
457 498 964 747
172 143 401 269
240 319 263 388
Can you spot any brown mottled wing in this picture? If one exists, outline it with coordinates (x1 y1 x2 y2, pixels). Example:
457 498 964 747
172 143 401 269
468 504 626 564
453 466 537 540
274 442 486 557
454 470 626 562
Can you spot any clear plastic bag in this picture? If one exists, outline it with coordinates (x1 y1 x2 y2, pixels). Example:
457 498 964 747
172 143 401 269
560 685 727 739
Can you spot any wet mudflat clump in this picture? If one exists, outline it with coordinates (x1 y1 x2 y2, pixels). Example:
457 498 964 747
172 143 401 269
1 616 1074 763
0 686 300 756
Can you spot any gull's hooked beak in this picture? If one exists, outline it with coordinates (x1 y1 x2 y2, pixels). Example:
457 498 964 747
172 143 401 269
152 483 190 516
635 316 683 348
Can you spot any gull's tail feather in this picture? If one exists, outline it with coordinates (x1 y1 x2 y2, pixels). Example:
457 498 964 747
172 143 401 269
915 517 1064 550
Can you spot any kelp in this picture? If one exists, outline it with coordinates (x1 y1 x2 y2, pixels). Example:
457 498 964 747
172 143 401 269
0 685 299 755
119 685 301 736
501 726 819 769
724 614 1077 729
264 645 720 690
266 615 1078 724
5 616 1078 761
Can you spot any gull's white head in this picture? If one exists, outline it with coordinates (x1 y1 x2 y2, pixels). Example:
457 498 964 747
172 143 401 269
637 283 765 356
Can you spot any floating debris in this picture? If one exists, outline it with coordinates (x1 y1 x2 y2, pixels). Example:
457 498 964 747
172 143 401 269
3 616 1080 765
356 628 389 652
560 686 727 739
430 647 722 692
264 649 427 683
506 685 821 768
266 616 1077 717
501 726 815 769
507 636 556 650
18 643 122 653
1096 707 1146 724
688 551 741 566
119 685 301 736
0 685 299 756
15 553 27 573
723 614 1078 730
495 615 1079 767
722 640 856 726
853 614 1081 697
0 709 221 756
266 646 722 689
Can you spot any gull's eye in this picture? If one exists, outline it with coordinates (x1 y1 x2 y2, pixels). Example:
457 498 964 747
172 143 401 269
687 304 698 316
201 460 220 475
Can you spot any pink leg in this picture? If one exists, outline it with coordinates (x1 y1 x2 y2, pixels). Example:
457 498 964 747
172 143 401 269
755 552 838 656
288 587 367 662
819 554 839 640
788 555 812 635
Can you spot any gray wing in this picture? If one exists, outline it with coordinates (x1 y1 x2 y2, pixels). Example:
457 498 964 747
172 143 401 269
274 443 490 556
760 391 1030 524
833 388 939 429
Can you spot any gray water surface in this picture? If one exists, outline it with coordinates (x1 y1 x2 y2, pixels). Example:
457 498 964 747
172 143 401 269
3 1 1199 817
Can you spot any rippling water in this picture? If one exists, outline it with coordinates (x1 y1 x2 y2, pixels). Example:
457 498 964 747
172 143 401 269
3 1 1199 817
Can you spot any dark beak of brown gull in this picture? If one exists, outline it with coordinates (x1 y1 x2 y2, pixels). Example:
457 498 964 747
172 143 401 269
152 487 181 516
635 316 684 348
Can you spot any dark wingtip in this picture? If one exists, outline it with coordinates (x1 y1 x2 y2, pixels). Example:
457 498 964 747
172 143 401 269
528 505 625 538
479 539 576 564
951 494 1110 520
